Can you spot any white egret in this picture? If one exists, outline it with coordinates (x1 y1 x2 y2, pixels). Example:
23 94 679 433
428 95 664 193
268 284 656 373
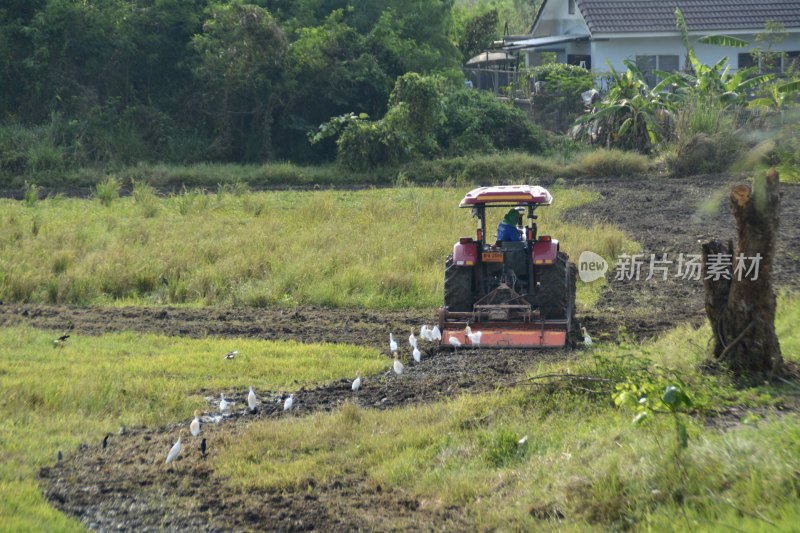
219 393 231 412
166 431 184 464
467 330 483 347
431 326 442 341
393 358 404 375
420 325 430 342
248 386 257 412
409 332 417 349
190 410 201 437
284 394 294 412
352 376 362 392
389 333 398 354
518 435 528 446
449 336 462 350
581 327 592 346
224 350 238 360
413 346 421 363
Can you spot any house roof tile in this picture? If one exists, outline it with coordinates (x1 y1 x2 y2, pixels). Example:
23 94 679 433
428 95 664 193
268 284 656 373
575 0 800 33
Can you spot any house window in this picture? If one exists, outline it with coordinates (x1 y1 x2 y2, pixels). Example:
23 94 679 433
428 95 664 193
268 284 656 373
738 53 756 70
784 51 800 73
636 54 679 86
568 54 591 70
739 51 800 73
568 0 575 15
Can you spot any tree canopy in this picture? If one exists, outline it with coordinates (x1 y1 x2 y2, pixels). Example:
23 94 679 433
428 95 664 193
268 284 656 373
1 0 539 167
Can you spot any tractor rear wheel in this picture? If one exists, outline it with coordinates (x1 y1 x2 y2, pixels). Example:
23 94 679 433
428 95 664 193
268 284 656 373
536 252 578 326
444 255 474 312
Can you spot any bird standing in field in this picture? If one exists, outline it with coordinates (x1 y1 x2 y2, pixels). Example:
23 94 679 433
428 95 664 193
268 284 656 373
53 334 70 348
57 450 63 462
467 330 483 348
200 438 207 459
219 393 231 413
389 333 398 355
420 325 430 342
352 376 362 392
190 410 201 437
393 357 404 375
431 326 442 341
248 386 257 412
102 434 109 450
409 332 417 349
449 336 462 350
581 327 592 346
412 346 421 363
166 431 184 464
224 350 238 360
284 394 294 412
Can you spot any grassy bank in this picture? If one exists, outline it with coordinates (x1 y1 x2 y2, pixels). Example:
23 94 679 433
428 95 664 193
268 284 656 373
5 149 651 194
0 186 635 309
0 329 385 532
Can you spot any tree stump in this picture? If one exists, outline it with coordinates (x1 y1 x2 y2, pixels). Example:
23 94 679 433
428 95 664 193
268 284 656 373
702 169 783 378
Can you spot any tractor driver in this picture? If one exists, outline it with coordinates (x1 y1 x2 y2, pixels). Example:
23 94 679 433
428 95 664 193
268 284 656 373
496 208 522 242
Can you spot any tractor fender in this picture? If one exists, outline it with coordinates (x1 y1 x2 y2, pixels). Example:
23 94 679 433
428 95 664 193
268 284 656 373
532 238 559 265
453 241 478 266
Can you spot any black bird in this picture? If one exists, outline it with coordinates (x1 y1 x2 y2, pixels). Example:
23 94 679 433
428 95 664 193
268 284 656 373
53 334 70 347
57 450 63 462
200 438 207 459
102 434 109 450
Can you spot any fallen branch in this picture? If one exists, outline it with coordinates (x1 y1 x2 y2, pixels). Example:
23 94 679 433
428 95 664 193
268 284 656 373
504 373 613 387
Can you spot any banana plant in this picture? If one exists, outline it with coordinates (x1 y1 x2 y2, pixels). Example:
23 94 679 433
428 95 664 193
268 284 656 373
573 60 674 152
674 8 773 104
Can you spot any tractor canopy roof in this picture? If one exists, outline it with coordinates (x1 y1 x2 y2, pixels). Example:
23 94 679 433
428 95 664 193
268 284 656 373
459 185 553 208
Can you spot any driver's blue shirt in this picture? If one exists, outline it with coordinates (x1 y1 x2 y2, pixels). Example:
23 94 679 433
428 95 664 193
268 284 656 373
496 222 521 242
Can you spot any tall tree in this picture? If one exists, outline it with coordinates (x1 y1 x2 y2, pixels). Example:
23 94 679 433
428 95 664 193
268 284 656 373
191 3 288 161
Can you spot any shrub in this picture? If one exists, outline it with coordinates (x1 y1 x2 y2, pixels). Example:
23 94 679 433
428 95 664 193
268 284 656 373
666 97 743 176
575 149 649 177
439 89 547 155
529 63 594 131
95 176 121 206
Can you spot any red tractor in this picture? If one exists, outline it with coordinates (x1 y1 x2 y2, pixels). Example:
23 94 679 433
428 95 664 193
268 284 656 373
438 185 579 348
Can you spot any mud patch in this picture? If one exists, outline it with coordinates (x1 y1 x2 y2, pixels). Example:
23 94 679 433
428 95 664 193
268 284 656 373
566 174 800 332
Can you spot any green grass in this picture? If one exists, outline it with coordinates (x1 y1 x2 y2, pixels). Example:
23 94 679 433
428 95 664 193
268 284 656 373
216 296 800 531
0 328 384 532
0 187 634 310
6 148 655 192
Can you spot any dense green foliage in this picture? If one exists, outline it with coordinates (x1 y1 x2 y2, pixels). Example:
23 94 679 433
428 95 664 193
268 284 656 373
0 0 545 174
326 73 548 170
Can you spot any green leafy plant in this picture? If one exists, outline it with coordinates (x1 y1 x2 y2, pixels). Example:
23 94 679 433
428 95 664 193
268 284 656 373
574 60 674 153
23 181 40 207
94 176 121 206
614 380 694 451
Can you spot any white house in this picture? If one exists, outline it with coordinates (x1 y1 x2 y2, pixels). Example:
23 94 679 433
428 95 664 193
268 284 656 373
506 0 800 83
